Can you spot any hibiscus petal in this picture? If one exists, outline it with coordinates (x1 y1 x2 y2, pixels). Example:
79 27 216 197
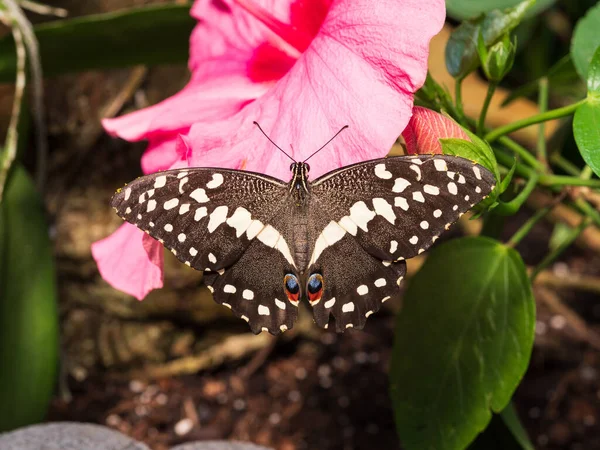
186 0 445 180
141 134 187 175
91 223 164 300
102 75 268 142
402 106 470 155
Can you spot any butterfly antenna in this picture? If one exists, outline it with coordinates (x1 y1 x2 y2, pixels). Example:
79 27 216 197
303 125 349 163
253 121 295 162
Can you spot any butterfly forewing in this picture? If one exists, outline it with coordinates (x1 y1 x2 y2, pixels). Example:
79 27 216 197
306 154 495 330
111 167 300 334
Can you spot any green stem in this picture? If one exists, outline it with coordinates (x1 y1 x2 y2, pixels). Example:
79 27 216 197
477 82 497 136
538 174 600 188
494 174 539 216
455 77 466 121
537 78 548 167
550 154 581 176
498 136 546 171
485 99 587 143
507 204 553 248
530 219 591 281
580 165 593 180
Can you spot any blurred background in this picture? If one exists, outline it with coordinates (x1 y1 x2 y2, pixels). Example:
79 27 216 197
1 1 600 449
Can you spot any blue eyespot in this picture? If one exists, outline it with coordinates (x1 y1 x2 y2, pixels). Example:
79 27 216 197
307 273 323 294
284 273 299 294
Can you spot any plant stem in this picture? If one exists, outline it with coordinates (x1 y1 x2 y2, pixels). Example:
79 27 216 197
530 219 591 281
494 174 539 215
477 81 497 136
485 99 587 143
455 77 466 121
550 154 581 176
0 7 26 202
498 136 546 171
538 174 600 188
506 204 553 248
580 165 593 180
537 77 548 168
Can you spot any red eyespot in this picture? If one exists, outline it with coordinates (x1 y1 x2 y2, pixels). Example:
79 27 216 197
284 273 300 305
306 273 324 305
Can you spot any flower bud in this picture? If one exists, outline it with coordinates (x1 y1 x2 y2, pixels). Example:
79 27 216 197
479 34 517 82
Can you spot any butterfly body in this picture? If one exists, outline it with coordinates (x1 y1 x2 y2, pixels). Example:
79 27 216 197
111 154 495 334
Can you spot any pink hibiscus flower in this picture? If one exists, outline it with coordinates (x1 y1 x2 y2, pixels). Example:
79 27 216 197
93 0 445 300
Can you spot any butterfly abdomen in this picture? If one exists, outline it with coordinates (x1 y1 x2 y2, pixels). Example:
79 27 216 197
292 210 310 272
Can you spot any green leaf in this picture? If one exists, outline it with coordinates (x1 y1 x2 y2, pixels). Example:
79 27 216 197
499 158 517 194
440 138 498 182
0 164 59 431
587 46 600 96
571 3 600 81
390 237 535 450
0 4 194 82
573 101 600 178
468 403 534 450
445 0 535 79
446 0 556 21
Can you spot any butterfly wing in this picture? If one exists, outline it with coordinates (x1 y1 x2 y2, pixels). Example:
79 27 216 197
307 154 495 331
111 168 300 334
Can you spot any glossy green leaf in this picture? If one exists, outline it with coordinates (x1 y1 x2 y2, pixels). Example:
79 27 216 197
440 138 498 181
0 4 194 82
469 403 534 450
573 102 600 178
445 0 535 79
390 237 535 450
446 0 556 21
571 3 600 81
0 164 58 431
587 46 600 95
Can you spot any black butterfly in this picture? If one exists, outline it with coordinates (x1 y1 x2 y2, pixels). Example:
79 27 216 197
111 131 494 334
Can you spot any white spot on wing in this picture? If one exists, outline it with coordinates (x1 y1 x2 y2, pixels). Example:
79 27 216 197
390 240 398 253
394 197 409 211
349 201 376 232
177 171 188 179
373 198 396 224
164 198 179 210
258 305 270 316
246 220 264 240
374 278 387 287
207 173 224 189
410 164 421 181
189 247 198 257
275 298 286 310
179 177 188 193
357 285 369 295
257 225 280 247
190 188 209 203
154 175 167 188
207 206 228 233
409 235 418 245
178 233 186 242
324 298 336 309
194 207 207 221
412 191 425 203
392 177 411 193
374 163 392 179
124 187 131 200
164 224 173 232
147 199 156 212
226 207 252 237
208 252 216 263
424 185 440 195
473 166 482 180
448 182 458 195
179 203 190 215
433 209 442 218
224 284 236 294
434 159 448 171
243 289 254 300
342 302 355 313
338 216 358 236
420 221 429 230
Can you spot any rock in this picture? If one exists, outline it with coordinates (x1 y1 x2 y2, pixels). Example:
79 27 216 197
0 422 149 450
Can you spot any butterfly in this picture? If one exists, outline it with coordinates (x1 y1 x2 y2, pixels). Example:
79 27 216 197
111 127 495 334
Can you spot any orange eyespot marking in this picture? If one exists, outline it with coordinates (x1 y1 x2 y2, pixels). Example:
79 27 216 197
284 273 300 305
307 273 324 305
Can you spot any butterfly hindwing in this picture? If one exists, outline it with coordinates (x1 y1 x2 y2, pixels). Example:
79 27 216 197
111 167 300 333
306 154 495 329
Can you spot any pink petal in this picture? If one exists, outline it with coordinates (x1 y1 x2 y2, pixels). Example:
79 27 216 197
102 75 268 142
186 0 445 180
91 223 164 300
189 0 296 80
140 134 187 174
402 106 470 155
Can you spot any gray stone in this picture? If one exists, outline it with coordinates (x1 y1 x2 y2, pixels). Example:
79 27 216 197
0 422 149 450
